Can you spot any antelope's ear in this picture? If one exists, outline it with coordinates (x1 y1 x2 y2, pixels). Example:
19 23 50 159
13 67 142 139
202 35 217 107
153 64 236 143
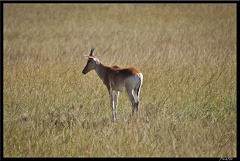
83 55 89 59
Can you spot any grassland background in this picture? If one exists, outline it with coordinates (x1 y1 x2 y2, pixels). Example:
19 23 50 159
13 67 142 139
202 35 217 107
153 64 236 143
3 4 236 157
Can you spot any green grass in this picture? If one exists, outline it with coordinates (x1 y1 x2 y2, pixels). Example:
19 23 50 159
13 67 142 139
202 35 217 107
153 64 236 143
3 4 236 157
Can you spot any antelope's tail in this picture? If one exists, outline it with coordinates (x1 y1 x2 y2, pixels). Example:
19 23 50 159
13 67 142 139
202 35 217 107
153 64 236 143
135 73 143 97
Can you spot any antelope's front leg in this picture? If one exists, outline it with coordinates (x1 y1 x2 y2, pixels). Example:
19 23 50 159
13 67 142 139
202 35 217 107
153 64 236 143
109 90 116 122
114 91 119 120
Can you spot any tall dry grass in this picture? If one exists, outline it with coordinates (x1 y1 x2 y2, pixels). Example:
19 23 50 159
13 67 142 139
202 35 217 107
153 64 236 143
3 4 236 157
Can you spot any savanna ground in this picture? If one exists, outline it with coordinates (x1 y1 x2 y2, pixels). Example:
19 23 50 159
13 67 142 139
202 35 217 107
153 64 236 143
3 4 236 157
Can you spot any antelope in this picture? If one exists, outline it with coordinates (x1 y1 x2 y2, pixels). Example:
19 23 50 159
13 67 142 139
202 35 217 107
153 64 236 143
82 48 143 122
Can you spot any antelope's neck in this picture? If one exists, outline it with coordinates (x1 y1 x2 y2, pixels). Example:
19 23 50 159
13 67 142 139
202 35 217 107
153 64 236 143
95 63 108 82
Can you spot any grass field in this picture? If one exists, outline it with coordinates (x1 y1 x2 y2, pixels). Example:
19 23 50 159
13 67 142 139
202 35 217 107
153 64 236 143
3 4 236 157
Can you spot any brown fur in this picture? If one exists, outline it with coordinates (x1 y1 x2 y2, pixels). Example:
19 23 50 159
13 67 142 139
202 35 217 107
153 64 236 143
100 63 140 91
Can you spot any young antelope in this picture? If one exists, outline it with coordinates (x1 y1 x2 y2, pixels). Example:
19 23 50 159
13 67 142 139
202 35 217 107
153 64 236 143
82 48 143 121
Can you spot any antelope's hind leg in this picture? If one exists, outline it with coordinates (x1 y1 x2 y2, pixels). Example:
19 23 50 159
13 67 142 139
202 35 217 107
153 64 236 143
133 85 140 113
127 89 138 118
132 78 142 120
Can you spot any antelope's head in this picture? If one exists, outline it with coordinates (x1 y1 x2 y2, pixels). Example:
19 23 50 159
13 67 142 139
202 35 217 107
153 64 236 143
82 48 100 74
